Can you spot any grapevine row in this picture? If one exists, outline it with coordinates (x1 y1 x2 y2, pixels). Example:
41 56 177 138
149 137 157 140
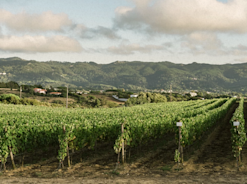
230 98 247 159
0 98 232 169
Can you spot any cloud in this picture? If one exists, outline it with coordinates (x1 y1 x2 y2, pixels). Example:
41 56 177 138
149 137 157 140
107 43 167 55
0 9 72 32
181 32 224 55
181 32 247 57
73 24 121 40
234 57 247 63
114 0 247 34
0 35 82 53
229 44 247 55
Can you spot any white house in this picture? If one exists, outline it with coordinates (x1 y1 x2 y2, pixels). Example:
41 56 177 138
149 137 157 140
50 92 62 95
190 92 197 97
39 90 47 94
130 94 138 98
33 88 42 93
33 88 47 94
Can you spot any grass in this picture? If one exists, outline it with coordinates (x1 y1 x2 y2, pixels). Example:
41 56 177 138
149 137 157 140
34 172 43 177
111 170 120 175
160 165 172 171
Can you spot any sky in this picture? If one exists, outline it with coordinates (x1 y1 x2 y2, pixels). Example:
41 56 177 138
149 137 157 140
1 0 247 64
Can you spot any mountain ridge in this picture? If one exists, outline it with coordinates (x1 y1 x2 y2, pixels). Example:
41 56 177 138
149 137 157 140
0 57 247 92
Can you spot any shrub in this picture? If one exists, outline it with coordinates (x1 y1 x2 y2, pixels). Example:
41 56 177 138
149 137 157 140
107 101 119 108
20 98 40 106
51 100 65 105
125 92 167 106
0 94 20 104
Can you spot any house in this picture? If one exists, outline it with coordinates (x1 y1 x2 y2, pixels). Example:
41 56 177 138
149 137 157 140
49 92 62 95
33 88 42 93
130 94 138 98
190 92 197 97
33 88 47 94
39 89 47 94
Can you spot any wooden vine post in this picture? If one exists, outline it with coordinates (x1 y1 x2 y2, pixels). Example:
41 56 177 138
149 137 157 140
66 86 68 108
121 123 125 164
63 125 70 168
5 127 16 170
233 120 240 171
20 86 22 98
176 120 183 167
0 161 2 172
9 147 16 170
1 158 6 172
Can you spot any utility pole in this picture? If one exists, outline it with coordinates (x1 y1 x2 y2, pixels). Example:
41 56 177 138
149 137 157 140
20 85 22 98
170 84 172 102
66 85 68 108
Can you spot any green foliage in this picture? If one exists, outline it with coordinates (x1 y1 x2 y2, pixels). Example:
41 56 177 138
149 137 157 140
178 98 235 147
174 149 180 163
0 98 223 166
230 98 247 158
52 100 65 105
0 81 19 89
76 94 117 108
160 165 172 171
125 92 167 106
107 101 119 108
0 94 20 104
0 94 42 106
1 57 247 92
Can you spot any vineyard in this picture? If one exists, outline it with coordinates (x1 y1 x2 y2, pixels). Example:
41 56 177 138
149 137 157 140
0 98 247 183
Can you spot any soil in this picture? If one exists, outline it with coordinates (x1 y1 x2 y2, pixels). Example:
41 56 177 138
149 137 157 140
1 102 247 183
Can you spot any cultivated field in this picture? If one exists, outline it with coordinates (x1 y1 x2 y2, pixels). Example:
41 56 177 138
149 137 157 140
0 98 247 183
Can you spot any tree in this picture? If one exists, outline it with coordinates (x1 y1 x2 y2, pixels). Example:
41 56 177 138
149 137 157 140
125 92 167 106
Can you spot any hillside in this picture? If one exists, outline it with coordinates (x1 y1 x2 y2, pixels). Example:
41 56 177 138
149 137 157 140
0 57 247 92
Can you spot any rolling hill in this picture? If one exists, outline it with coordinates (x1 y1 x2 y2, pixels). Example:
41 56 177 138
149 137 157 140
0 57 247 92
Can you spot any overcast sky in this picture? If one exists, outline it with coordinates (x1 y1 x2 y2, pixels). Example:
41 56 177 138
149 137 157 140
1 0 247 64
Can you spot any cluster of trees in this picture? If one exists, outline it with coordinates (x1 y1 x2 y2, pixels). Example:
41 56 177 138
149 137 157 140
126 92 167 106
75 95 118 108
0 81 121 108
0 94 40 105
0 81 19 89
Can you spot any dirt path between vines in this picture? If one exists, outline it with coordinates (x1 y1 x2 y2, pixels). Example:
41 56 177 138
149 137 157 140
2 102 247 183
181 103 239 173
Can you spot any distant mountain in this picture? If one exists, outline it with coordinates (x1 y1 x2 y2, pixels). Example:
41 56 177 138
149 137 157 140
0 57 247 92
